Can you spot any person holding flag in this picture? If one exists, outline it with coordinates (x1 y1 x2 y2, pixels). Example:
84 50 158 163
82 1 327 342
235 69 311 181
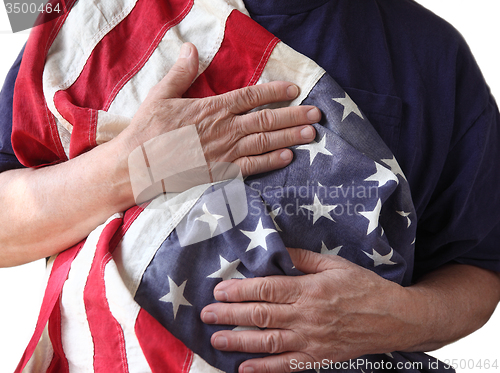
1 0 499 372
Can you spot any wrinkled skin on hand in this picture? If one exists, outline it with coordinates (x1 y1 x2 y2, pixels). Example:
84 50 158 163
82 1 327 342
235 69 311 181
201 248 418 373
118 43 321 177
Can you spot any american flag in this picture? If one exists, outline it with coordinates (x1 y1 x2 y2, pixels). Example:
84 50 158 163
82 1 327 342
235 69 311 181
13 0 452 372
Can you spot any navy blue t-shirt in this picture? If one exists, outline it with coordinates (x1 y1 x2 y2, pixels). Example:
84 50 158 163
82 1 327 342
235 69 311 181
2 0 500 279
0 45 24 172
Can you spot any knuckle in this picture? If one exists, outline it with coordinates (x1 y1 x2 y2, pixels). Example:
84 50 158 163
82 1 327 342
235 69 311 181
257 109 277 131
263 332 285 354
142 101 171 126
229 116 245 140
307 282 327 302
169 62 191 78
146 84 161 99
283 127 299 145
283 108 301 128
194 98 219 119
235 156 254 177
253 132 271 153
250 304 272 328
215 93 234 114
241 86 263 108
230 143 244 162
226 130 245 159
236 336 250 353
265 153 278 171
258 279 276 301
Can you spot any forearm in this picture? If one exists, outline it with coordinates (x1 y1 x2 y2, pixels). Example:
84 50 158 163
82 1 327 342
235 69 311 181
0 45 320 267
400 263 500 352
0 137 134 267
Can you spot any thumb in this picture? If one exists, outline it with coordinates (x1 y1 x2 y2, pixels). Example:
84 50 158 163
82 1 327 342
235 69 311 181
153 42 199 99
287 247 341 274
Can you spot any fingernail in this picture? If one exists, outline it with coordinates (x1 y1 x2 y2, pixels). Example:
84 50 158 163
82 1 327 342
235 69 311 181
307 107 321 122
280 149 292 162
242 367 255 373
214 290 228 301
202 311 218 324
287 84 299 99
213 336 228 349
179 43 192 58
300 126 315 140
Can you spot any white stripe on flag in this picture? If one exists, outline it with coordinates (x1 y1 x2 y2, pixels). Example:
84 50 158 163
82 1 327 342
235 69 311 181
255 41 325 109
55 121 72 159
23 324 54 373
23 256 56 372
189 353 225 373
114 184 209 297
221 0 248 16
60 214 122 372
42 0 139 150
100 0 237 144
103 260 151 372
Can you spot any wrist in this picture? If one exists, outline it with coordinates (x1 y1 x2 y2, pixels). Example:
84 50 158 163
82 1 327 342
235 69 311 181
375 281 439 354
396 282 457 352
96 138 136 211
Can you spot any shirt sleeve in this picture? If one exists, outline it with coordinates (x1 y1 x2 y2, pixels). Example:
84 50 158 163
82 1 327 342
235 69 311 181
0 46 25 173
413 37 500 278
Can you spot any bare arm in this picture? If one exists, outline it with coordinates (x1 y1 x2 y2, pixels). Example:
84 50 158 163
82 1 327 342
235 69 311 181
0 138 133 266
403 262 500 352
0 43 320 267
201 249 500 372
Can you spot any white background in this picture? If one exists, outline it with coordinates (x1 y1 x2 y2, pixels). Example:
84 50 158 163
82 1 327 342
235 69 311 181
0 1 499 372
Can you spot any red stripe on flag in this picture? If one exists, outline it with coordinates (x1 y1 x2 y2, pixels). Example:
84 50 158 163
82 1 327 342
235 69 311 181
184 10 279 98
16 208 145 371
82 218 129 372
15 241 84 373
54 0 194 159
12 0 77 167
46 296 70 373
135 308 193 373
109 205 146 253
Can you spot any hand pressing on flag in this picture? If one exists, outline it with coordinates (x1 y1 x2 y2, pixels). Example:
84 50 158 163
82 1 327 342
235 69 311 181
118 42 321 180
201 248 408 372
201 248 500 373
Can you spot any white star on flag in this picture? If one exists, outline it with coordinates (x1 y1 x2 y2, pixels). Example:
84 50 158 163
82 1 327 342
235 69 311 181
301 194 337 224
207 255 246 281
320 241 342 256
381 156 407 181
332 92 364 121
364 162 399 187
196 203 224 237
159 277 192 319
296 134 332 165
363 248 396 267
397 211 412 228
359 199 382 235
240 218 277 252
319 181 343 189
269 206 282 232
